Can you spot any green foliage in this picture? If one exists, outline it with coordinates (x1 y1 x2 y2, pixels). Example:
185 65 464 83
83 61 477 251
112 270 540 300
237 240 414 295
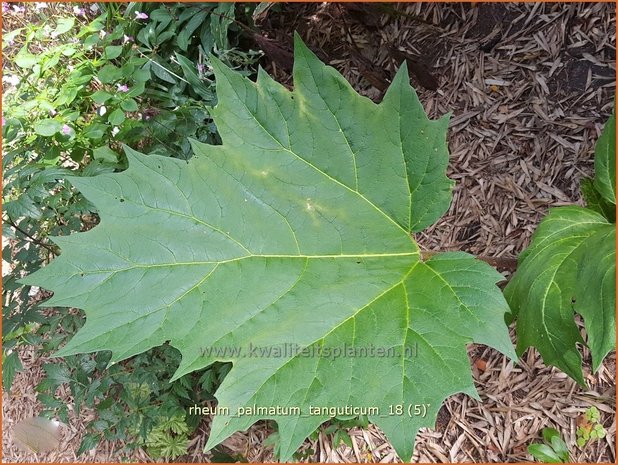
114 2 262 158
127 2 243 58
585 405 601 423
2 349 23 391
144 414 190 460
2 1 262 313
579 423 607 445
2 2 260 459
36 343 231 457
576 406 607 448
323 416 368 450
24 35 516 461
581 109 616 223
528 428 570 463
592 110 616 207
505 106 616 385
264 416 366 461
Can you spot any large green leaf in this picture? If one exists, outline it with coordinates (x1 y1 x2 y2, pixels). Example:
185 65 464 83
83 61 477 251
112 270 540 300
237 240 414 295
505 108 616 385
23 36 515 461
505 207 615 384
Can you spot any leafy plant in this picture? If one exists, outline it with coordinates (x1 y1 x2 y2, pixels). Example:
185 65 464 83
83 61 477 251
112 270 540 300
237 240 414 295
23 34 516 461
576 406 607 447
2 2 260 458
101 2 261 158
144 413 190 460
504 107 616 385
528 427 570 463
2 4 117 394
264 416 365 461
323 416 368 450
33 342 206 457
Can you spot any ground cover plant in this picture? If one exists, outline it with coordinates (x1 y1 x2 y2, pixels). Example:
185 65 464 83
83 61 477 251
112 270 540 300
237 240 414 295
3 2 616 463
527 428 570 464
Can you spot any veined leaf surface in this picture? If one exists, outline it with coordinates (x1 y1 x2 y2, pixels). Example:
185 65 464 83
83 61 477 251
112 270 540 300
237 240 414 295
23 35 515 461
505 108 616 385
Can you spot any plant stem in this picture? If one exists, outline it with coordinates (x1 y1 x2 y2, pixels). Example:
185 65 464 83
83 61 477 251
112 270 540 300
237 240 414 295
5 217 58 255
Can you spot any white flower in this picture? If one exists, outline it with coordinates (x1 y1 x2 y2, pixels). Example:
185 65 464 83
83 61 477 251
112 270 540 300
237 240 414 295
98 106 107 116
89 4 99 13
111 127 120 137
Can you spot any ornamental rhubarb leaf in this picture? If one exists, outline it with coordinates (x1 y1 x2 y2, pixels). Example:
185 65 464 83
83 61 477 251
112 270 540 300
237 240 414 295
505 107 616 385
23 35 515 461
